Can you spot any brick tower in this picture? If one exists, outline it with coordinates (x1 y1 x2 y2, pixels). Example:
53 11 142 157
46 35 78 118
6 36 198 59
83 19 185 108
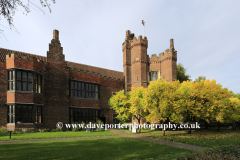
122 30 148 92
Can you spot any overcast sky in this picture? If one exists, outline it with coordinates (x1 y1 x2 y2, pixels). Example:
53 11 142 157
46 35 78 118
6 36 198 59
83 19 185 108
1 0 239 94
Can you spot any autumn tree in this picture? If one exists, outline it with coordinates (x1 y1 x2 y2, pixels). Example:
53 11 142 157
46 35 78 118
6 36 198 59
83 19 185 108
144 79 182 136
195 76 206 82
175 79 235 133
128 87 149 133
177 63 191 83
109 88 149 133
223 98 240 124
234 93 240 100
108 90 131 122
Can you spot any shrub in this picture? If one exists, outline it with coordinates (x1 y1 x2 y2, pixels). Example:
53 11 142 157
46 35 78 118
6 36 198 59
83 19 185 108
97 120 104 131
56 127 62 132
38 128 51 132
81 121 86 131
0 126 8 133
71 122 82 131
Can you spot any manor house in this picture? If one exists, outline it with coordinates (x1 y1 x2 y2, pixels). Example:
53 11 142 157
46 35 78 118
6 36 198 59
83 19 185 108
0 30 177 131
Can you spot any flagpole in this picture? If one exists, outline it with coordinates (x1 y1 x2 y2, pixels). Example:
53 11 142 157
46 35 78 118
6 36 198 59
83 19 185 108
144 24 145 38
142 20 145 38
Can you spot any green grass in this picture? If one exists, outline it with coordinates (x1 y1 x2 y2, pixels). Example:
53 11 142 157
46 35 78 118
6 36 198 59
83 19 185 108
0 130 116 141
148 129 240 148
0 137 193 160
117 128 184 134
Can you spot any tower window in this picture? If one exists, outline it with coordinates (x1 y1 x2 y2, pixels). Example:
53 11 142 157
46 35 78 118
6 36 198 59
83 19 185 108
149 71 159 81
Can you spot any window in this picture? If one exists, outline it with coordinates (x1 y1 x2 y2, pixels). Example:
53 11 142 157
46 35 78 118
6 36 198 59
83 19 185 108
149 71 159 81
70 80 99 100
8 104 42 124
7 105 15 123
34 74 42 93
8 69 42 93
8 71 15 91
70 108 99 124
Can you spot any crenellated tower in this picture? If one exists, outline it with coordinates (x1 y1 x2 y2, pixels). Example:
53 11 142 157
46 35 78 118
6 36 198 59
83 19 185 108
122 30 148 91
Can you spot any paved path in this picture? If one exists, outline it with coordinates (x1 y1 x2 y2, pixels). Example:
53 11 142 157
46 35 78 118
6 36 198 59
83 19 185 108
0 129 207 152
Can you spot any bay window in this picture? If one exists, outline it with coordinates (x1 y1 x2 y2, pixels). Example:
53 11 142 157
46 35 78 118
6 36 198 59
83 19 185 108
7 104 43 124
8 69 42 93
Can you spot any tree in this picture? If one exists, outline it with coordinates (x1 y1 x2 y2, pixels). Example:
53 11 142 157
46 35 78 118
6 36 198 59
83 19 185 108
144 79 182 136
223 98 240 123
0 0 55 37
195 76 206 82
175 79 235 133
108 90 131 122
109 88 148 133
177 63 191 83
233 93 240 100
128 87 148 133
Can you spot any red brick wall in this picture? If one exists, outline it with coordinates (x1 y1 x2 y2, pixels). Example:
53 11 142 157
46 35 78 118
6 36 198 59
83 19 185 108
6 55 44 73
70 99 100 108
70 71 100 83
7 93 43 104
99 78 123 124
43 61 70 128
0 62 7 127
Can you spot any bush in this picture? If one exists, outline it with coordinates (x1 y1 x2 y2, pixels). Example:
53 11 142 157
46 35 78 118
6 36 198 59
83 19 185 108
51 129 56 132
56 127 62 132
0 126 7 133
97 120 104 131
38 128 51 132
81 121 86 131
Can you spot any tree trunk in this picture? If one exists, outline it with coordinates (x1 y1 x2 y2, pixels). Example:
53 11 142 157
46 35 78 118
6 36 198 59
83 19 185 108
233 121 236 130
138 119 141 133
188 121 192 134
162 120 165 136
217 121 220 132
205 121 208 129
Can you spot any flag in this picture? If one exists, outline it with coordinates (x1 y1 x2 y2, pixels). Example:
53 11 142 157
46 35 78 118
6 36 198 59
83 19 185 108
142 20 145 26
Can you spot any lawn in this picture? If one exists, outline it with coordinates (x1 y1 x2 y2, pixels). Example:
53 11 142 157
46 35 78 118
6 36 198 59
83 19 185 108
0 137 193 160
0 130 117 141
148 129 240 148
118 128 185 134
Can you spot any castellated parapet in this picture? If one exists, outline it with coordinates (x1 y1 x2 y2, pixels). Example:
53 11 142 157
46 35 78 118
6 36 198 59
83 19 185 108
6 52 46 73
6 53 46 64
149 41 177 64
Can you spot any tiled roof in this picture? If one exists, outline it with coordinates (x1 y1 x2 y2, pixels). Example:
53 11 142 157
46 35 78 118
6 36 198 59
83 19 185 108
0 48 124 80
66 61 124 80
0 48 47 62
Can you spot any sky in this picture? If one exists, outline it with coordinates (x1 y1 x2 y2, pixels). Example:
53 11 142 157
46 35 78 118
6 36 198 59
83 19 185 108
1 0 239 94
